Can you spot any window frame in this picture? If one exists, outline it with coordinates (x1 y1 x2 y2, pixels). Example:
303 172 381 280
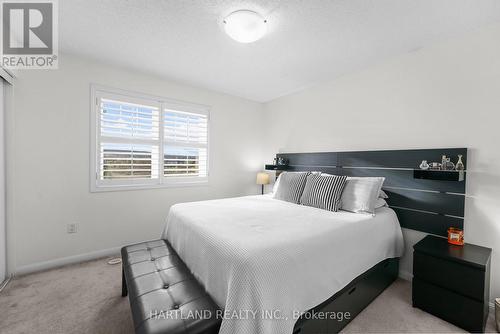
90 85 210 192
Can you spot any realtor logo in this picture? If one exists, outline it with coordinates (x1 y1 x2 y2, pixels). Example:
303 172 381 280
1 0 58 69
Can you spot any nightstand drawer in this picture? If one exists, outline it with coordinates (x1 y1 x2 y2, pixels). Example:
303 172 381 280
413 251 485 301
413 278 487 333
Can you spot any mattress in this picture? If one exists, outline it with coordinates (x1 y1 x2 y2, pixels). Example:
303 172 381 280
161 195 404 334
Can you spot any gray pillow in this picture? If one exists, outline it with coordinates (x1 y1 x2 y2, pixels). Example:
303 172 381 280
272 172 309 204
300 173 348 212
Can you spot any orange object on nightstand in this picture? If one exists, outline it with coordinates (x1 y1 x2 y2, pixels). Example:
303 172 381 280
447 227 464 246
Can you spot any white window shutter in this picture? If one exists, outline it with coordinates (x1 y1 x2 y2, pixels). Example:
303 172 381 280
163 110 209 178
92 86 210 191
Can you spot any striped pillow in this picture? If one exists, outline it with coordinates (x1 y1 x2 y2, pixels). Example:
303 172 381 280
273 172 309 204
300 173 348 212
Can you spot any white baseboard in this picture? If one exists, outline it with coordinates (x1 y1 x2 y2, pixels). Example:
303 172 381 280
398 270 413 281
15 246 121 276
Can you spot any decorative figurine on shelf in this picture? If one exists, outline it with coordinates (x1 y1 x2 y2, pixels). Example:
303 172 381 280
277 157 289 166
441 155 447 170
419 160 430 170
429 162 441 170
442 157 455 171
455 155 465 171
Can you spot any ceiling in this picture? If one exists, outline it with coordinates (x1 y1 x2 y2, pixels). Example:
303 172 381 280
60 0 500 102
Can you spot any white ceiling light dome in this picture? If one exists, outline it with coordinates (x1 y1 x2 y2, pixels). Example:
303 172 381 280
223 10 267 43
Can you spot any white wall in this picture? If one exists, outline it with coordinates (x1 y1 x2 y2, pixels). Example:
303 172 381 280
8 21 500 304
8 54 264 273
263 23 500 302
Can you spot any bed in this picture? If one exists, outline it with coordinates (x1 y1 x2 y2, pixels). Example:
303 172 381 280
161 194 404 334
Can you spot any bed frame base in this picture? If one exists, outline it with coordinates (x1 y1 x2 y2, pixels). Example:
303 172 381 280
293 257 399 334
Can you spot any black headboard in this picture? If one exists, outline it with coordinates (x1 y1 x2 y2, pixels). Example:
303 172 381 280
272 148 467 237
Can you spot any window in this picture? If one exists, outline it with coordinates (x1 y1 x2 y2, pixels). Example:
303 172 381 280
91 86 209 191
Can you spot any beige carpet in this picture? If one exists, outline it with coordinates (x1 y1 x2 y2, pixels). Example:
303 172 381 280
0 257 497 334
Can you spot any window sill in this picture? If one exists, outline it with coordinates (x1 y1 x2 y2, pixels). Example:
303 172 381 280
90 180 209 193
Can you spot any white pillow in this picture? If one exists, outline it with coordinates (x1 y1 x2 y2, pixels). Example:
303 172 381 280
272 174 281 193
379 189 389 199
340 177 385 214
374 197 388 209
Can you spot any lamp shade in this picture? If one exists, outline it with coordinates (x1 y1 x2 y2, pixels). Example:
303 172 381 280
256 172 270 185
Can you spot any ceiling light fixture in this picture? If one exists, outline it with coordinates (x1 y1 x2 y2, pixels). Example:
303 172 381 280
223 10 267 43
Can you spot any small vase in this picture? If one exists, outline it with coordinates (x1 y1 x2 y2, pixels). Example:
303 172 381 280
456 155 465 171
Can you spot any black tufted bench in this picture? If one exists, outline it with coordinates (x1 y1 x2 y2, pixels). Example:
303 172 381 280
121 240 221 334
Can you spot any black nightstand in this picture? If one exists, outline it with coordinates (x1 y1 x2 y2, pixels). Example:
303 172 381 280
412 235 492 333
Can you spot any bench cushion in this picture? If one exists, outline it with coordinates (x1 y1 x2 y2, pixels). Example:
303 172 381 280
121 240 221 334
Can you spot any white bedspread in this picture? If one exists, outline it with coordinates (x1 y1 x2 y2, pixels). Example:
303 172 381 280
161 195 404 334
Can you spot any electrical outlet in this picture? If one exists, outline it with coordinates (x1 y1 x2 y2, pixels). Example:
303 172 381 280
67 223 78 234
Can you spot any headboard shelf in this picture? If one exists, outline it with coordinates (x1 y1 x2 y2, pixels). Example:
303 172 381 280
413 169 465 182
272 148 467 237
265 164 292 171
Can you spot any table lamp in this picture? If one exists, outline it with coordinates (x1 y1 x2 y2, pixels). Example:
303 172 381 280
256 172 270 195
